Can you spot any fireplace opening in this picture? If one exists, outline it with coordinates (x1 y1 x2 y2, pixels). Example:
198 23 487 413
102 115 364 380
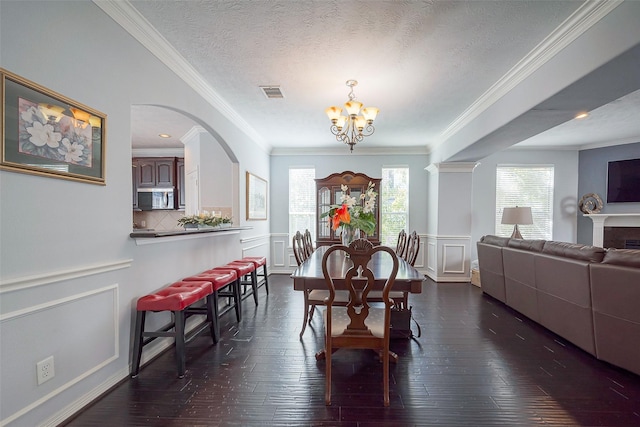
603 227 640 249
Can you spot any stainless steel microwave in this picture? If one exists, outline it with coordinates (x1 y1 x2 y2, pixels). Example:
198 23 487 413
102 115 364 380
137 188 175 210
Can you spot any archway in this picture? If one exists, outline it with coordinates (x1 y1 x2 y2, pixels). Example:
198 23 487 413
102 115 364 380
131 105 239 230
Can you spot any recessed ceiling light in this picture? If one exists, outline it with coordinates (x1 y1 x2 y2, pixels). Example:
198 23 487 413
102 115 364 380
158 133 172 138
575 112 589 119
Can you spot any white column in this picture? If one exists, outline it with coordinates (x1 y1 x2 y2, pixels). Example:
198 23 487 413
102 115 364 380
424 162 479 282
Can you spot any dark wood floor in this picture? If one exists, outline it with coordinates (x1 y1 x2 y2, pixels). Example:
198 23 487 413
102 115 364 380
62 275 640 426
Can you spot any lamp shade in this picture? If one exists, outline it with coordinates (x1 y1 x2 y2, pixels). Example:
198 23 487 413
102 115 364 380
344 100 362 116
325 106 342 121
361 107 379 122
501 206 533 225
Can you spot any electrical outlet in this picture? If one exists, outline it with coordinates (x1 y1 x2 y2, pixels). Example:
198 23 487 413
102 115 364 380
36 356 55 385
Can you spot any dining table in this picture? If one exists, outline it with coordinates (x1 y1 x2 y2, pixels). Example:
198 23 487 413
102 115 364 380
291 245 425 361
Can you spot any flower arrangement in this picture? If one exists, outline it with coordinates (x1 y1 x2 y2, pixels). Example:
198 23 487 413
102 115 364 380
321 181 377 236
177 211 232 228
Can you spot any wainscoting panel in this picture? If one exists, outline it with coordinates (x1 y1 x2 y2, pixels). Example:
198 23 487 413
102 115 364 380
443 244 466 274
426 240 437 274
270 233 288 271
425 235 472 282
0 285 119 425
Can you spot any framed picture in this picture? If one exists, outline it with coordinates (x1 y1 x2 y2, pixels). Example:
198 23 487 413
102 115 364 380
246 171 267 220
1 68 106 184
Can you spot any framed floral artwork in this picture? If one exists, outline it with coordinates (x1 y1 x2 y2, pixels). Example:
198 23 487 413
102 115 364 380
1 68 106 184
246 171 267 220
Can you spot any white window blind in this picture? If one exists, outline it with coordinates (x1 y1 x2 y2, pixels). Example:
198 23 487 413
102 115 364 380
381 167 409 246
495 165 554 240
289 167 316 242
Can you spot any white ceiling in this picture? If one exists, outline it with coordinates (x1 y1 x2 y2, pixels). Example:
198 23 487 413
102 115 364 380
121 0 640 156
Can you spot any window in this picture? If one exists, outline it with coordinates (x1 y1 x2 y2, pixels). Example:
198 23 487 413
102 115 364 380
495 165 554 240
289 167 316 242
380 167 409 246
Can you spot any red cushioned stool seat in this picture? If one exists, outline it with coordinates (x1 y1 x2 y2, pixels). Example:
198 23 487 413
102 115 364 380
131 280 215 379
241 256 269 295
183 270 242 333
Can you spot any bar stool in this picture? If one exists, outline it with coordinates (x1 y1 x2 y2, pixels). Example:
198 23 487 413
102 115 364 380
131 280 214 378
241 256 269 295
182 269 241 339
222 260 259 306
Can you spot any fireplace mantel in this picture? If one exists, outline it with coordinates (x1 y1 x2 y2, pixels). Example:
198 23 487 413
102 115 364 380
584 213 640 247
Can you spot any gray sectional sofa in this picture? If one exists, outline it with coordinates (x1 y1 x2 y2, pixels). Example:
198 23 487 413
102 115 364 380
477 235 640 376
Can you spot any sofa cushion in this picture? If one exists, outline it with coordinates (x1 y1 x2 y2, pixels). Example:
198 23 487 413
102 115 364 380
542 241 605 263
507 238 545 252
480 235 510 247
601 248 640 268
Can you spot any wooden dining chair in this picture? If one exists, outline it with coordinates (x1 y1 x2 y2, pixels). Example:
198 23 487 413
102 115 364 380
404 230 420 266
292 231 308 266
303 229 314 258
295 231 349 338
395 229 407 258
321 239 399 406
369 229 415 310
387 230 420 309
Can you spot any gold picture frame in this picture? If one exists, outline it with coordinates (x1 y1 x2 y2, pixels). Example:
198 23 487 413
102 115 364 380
1 68 106 184
246 171 267 220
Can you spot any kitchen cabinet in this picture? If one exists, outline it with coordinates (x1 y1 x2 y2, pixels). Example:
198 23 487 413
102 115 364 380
315 171 381 247
132 157 185 210
135 157 176 188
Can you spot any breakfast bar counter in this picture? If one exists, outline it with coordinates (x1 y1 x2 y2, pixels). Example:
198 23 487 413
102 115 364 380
130 227 252 245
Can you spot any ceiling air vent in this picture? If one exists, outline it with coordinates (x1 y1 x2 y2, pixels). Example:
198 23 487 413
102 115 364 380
260 86 284 99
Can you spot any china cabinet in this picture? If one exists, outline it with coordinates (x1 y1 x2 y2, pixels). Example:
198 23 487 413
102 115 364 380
315 171 381 246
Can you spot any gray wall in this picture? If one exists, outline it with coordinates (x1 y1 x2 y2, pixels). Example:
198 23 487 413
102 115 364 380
577 142 640 244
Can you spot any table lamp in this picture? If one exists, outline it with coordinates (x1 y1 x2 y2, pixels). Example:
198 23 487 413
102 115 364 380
501 206 533 239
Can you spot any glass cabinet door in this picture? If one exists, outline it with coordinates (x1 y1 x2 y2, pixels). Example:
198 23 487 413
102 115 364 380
317 187 330 239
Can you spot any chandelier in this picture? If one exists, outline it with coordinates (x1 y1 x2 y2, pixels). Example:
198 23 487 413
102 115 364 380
325 80 379 152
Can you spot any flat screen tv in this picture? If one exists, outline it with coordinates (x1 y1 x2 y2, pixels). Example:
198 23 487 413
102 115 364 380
607 158 640 203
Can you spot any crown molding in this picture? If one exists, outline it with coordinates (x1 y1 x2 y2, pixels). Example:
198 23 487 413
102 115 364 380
434 0 623 150
94 0 269 152
425 162 479 174
270 145 430 156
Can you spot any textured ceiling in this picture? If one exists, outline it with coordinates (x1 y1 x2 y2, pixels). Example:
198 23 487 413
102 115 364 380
123 0 640 155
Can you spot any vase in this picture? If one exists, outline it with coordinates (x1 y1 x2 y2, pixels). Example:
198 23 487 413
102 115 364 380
341 226 361 248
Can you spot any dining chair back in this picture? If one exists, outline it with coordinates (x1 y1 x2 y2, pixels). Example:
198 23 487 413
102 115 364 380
395 229 407 258
303 229 314 257
293 231 308 266
404 230 420 267
321 238 399 406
